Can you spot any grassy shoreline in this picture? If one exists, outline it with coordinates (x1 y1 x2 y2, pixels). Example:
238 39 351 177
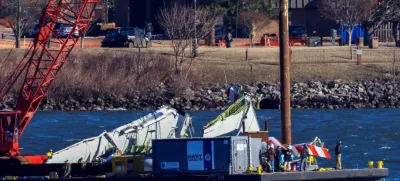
0 47 399 97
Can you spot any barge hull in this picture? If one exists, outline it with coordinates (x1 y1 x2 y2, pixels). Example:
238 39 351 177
6 169 388 181
0 163 108 177
116 169 388 181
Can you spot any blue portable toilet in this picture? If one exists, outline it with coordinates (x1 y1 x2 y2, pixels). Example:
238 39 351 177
339 24 366 45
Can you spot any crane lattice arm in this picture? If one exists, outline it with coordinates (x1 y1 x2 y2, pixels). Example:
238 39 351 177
0 0 98 157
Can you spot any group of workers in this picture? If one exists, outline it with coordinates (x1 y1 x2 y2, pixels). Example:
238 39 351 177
263 144 299 173
262 140 343 173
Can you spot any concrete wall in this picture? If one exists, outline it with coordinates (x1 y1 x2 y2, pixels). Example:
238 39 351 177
114 0 172 34
270 0 337 37
290 9 337 37
115 0 130 27
114 0 336 36
271 0 317 8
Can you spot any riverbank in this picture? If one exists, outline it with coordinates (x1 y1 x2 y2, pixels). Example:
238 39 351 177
1 79 399 111
0 48 399 111
1 47 400 86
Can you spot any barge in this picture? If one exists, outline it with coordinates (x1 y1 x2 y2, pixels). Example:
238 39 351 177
0 168 389 181
0 0 390 180
0 135 389 180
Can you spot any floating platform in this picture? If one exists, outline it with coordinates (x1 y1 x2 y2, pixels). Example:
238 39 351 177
8 168 388 181
110 169 388 181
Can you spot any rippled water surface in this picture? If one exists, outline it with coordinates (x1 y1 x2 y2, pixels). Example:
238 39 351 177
20 109 399 178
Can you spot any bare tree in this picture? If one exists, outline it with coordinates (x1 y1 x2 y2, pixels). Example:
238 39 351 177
319 0 372 46
239 12 271 47
363 0 400 41
158 3 217 75
101 0 114 23
62 2 99 48
102 0 109 23
0 0 45 48
79 15 102 48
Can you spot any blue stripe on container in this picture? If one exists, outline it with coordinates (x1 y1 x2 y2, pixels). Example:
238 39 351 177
203 139 212 170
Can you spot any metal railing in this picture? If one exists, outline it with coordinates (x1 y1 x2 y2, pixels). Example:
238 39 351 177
0 33 15 41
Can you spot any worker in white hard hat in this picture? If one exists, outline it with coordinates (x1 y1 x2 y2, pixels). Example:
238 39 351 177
283 145 293 172
47 149 53 159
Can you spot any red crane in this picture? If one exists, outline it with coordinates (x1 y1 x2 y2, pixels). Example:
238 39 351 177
0 0 98 164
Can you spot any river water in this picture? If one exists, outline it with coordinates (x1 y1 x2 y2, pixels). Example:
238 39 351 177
20 109 399 179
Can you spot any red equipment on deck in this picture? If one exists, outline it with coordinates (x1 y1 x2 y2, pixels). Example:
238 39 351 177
0 0 98 164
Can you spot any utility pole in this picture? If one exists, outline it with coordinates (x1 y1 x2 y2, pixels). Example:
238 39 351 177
16 0 21 48
279 0 291 145
236 0 239 38
104 0 109 23
193 0 198 58
145 0 151 30
127 6 130 27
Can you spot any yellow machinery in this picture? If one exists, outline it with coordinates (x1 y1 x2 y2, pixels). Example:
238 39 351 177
112 155 147 174
97 23 116 31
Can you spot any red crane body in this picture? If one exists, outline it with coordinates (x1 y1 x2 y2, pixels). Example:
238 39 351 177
0 0 98 163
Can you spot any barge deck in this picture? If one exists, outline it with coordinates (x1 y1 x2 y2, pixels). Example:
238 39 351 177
111 169 389 181
8 168 388 181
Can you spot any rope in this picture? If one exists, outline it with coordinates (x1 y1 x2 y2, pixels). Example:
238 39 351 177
62 162 71 179
84 141 91 162
121 133 129 153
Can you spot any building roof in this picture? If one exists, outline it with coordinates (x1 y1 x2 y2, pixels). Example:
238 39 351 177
0 19 10 27
271 0 318 9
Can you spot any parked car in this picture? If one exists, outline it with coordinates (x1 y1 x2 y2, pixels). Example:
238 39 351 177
151 34 169 40
101 27 149 48
23 22 40 38
53 23 79 38
289 24 307 37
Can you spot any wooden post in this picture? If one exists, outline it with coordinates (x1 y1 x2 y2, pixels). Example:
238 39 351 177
224 69 228 85
393 49 396 84
357 46 362 65
245 48 248 61
80 35 84 48
279 0 291 145
264 35 267 48
350 46 353 60
250 64 254 84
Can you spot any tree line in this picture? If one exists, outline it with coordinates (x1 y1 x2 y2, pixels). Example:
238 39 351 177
319 0 400 46
1 0 400 49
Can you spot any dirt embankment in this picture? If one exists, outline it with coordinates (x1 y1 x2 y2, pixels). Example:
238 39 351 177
0 47 399 111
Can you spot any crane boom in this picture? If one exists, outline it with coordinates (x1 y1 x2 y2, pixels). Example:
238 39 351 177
0 0 98 158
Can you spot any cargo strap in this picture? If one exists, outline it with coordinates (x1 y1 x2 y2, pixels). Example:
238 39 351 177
104 132 120 151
